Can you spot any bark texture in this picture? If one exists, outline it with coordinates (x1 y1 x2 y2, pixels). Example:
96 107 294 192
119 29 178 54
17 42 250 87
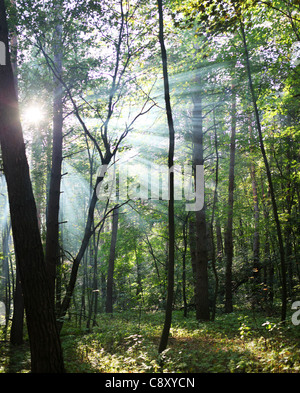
0 0 64 372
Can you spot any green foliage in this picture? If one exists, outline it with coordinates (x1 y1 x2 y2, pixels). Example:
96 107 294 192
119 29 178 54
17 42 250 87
1 310 299 373
58 310 300 373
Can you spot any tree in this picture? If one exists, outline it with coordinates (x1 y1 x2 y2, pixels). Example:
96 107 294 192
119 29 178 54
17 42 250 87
176 0 293 320
10 264 24 346
249 121 261 306
106 206 119 313
191 72 210 321
8 0 25 346
0 221 11 338
157 0 176 354
36 0 156 329
0 0 64 372
239 19 287 321
224 85 237 313
45 0 64 304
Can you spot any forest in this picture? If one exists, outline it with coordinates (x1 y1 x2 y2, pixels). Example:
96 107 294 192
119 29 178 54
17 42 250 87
0 0 299 375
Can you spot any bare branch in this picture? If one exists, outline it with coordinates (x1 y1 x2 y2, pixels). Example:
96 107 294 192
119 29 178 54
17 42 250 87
36 37 105 162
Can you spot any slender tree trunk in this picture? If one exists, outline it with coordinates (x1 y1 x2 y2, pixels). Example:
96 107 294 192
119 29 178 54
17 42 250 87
195 209 210 320
145 233 164 304
10 263 24 345
182 216 188 317
92 229 101 326
240 21 287 321
261 179 274 310
86 217 101 328
157 0 175 354
189 217 197 304
191 73 210 321
106 206 119 313
224 85 236 313
284 139 294 297
0 0 64 372
210 110 220 321
79 251 87 327
57 172 105 329
249 123 260 306
1 222 11 339
9 0 25 346
45 12 63 303
135 242 143 299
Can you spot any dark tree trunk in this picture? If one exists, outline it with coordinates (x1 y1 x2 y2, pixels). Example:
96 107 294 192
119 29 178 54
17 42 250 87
87 227 101 328
191 74 210 321
224 86 236 314
195 209 210 320
135 241 143 299
8 0 25 345
261 179 274 310
10 264 24 346
182 216 188 318
189 219 197 279
57 173 104 329
0 0 64 372
210 110 220 321
1 222 10 330
157 0 175 354
45 16 63 303
249 123 260 306
106 206 119 314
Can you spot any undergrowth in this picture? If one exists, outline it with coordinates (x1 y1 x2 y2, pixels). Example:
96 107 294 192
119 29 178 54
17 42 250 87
60 310 300 373
1 309 299 373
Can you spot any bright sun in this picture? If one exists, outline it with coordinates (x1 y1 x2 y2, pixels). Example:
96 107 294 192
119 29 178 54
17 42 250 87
23 105 44 124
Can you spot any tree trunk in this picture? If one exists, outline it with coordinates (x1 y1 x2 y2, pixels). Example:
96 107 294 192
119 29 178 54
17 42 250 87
79 251 87 327
261 178 274 310
210 110 220 321
157 0 175 354
182 216 188 318
8 0 25 346
45 12 63 303
106 206 119 313
1 223 10 317
191 74 210 321
195 209 210 320
57 173 104 329
135 242 143 300
249 122 260 306
240 21 287 321
189 217 197 303
0 0 64 372
90 228 101 327
224 85 236 314
10 264 24 346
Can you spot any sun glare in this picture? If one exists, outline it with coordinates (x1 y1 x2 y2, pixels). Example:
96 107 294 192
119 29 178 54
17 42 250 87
23 105 44 124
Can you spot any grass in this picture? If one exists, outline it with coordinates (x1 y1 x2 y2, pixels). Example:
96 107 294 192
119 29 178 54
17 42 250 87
60 309 300 373
1 309 300 373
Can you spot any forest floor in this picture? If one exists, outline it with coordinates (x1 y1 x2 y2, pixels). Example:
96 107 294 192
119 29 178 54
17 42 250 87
1 308 300 373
